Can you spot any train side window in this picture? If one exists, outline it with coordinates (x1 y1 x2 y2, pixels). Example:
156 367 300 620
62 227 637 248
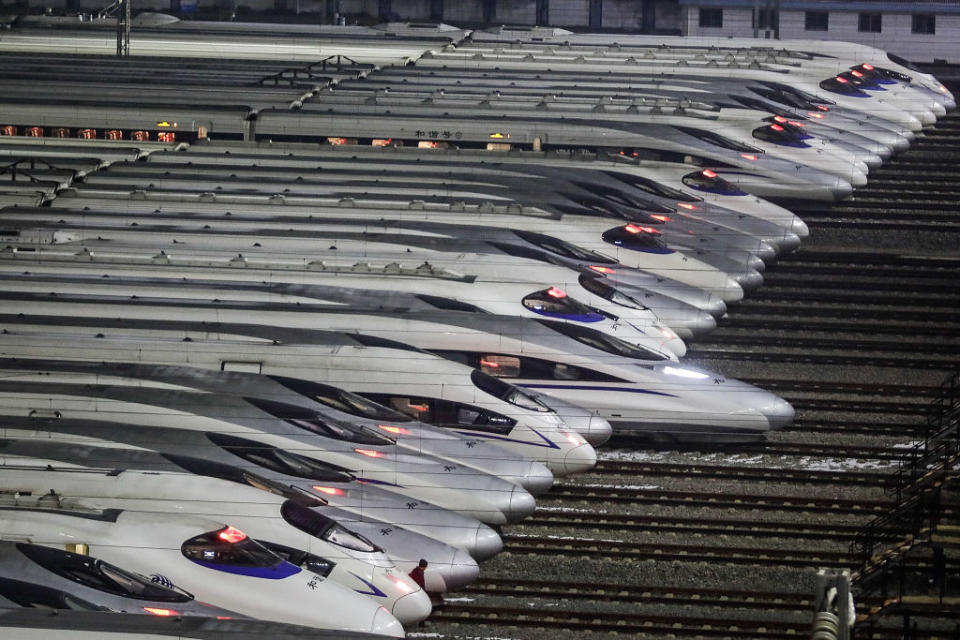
480 355 521 378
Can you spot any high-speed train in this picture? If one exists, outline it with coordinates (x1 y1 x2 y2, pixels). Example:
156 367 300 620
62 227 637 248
0 288 794 442
139 142 809 242
0 246 687 357
3 203 738 319
0 437 483 590
7 203 724 334
0 354 556 492
0 541 243 618
19 195 751 300
0 412 503 561
0 377 537 524
0 465 433 625
0 504 405 636
0 311 607 458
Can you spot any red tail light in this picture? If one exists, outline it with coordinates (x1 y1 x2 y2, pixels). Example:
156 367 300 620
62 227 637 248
355 448 385 458
702 169 718 178
740 153 758 161
546 287 567 299
773 115 787 123
479 359 500 368
862 63 874 70
625 224 659 235
770 124 785 132
313 485 345 496
835 76 848 84
851 70 864 78
216 526 247 544
817 105 829 112
650 214 671 222
144 608 180 616
808 112 825 119
676 202 697 211
407 403 429 413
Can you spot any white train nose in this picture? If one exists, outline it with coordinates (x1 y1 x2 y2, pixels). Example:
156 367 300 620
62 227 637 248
763 397 796 431
470 524 504 560
734 269 764 291
790 217 810 239
391 588 432 625
519 461 554 496
504 485 537 522
371 606 405 638
441 547 482 590
561 440 597 476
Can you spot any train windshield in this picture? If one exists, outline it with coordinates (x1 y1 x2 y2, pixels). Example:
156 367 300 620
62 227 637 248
471 369 552 412
205 432 355 483
522 287 605 322
537 319 670 361
673 126 762 153
280 500 381 553
577 275 651 311
362 393 518 435
601 224 673 254
163 453 325 505
267 375 412 422
511 229 617 263
245 397 395 446
819 76 869 97
182 527 297 576
752 123 810 147
258 541 335 578
681 169 747 195
17 543 192 602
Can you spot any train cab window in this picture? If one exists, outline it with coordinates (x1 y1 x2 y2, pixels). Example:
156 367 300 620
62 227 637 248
479 354 521 378
602 224 673 254
258 541 335 578
522 287 605 322
577 275 651 311
17 544 192 602
364 393 517 435
444 352 627 384
681 169 748 195
510 229 617 263
751 123 810 147
244 397 394 446
350 333 427 353
280 500 380 554
819 76 869 97
266 375 412 423
885 52 920 73
673 127 762 154
571 183 676 216
0 577 107 611
162 453 322 506
536 319 669 362
205 432 355 483
181 527 290 572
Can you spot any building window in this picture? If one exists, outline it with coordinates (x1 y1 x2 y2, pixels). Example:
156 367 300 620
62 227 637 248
912 14 936 34
858 12 882 33
753 9 778 30
699 8 723 28
805 11 828 31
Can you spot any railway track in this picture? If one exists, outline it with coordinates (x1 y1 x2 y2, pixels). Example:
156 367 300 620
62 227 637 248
588 460 890 485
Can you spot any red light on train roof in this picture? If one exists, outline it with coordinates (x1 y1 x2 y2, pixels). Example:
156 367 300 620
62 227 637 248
808 112 825 119
770 124 785 132
676 202 697 210
740 153 758 161
313 486 345 496
773 115 787 123
650 214 671 222
862 63 874 70
835 76 848 83
701 169 718 178
817 105 829 111
143 608 181 617
588 265 616 274
217 526 247 544
378 425 410 435
546 287 567 299
851 70 864 78
355 448 385 458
